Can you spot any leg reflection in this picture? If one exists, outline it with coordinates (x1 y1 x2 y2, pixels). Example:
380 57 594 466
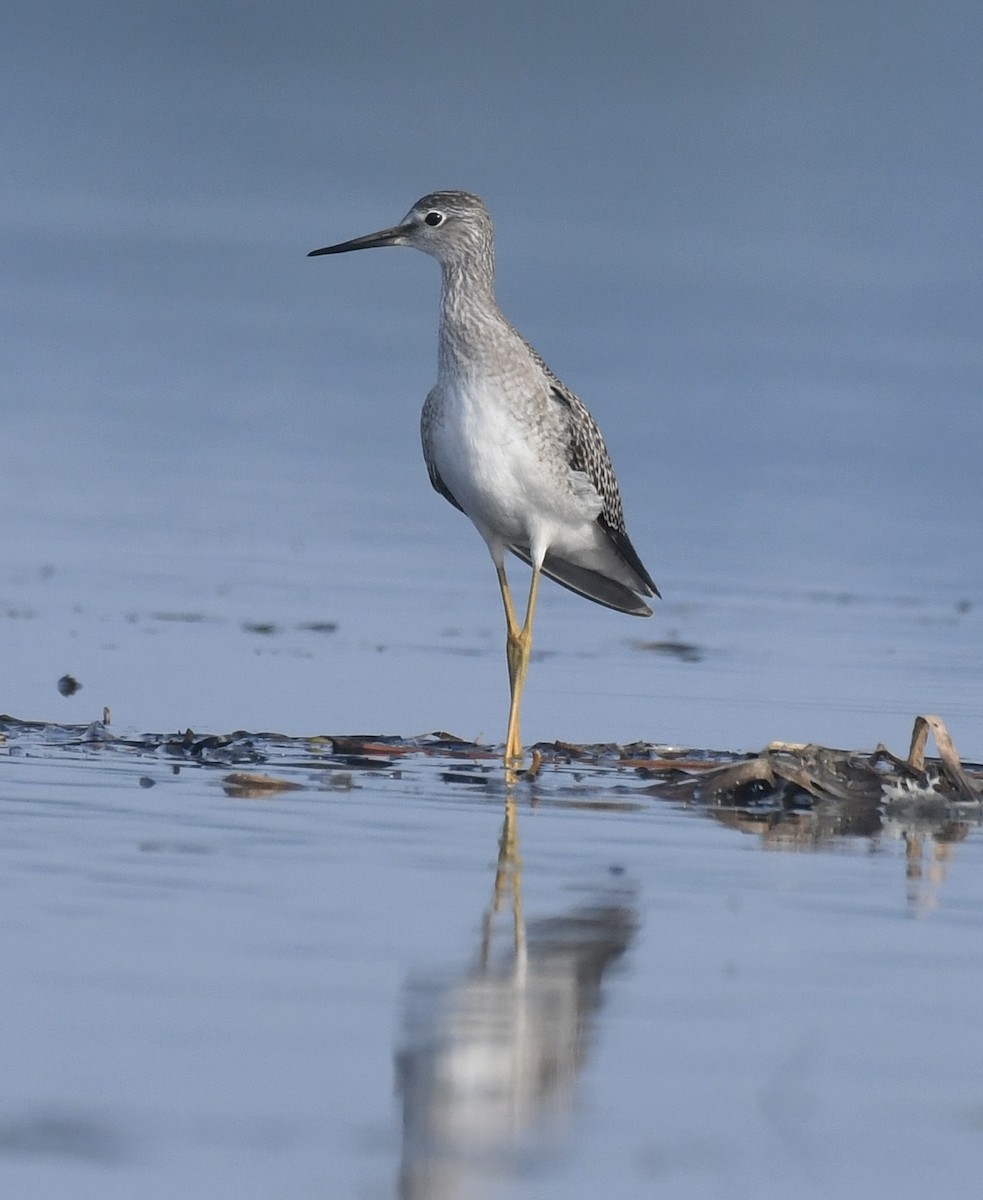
479 796 525 972
396 802 637 1198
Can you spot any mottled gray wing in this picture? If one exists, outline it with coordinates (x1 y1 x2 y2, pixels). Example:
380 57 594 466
518 340 623 525
519 335 658 595
549 382 626 532
547 374 660 599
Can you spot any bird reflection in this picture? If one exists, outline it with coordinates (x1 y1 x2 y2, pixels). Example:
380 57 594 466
395 798 637 1199
898 821 969 915
707 800 971 914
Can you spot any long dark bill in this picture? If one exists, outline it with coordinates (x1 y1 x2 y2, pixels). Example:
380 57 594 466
307 226 406 257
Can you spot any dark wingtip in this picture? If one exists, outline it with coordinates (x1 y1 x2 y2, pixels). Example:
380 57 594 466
508 546 655 616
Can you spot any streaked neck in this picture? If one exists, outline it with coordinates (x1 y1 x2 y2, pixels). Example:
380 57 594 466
438 257 506 377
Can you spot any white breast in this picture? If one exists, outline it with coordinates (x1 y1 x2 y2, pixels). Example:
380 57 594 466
426 375 601 552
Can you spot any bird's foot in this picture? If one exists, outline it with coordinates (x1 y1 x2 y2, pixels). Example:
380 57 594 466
503 721 524 779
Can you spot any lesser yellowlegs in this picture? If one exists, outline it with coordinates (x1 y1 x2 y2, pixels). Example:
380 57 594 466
309 191 659 774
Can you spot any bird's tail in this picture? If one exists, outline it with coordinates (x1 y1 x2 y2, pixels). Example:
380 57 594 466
508 545 653 616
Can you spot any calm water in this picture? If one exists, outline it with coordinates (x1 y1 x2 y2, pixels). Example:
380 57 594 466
2 725 982 1200
3 3 982 1196
3 1 981 755
2 431 980 757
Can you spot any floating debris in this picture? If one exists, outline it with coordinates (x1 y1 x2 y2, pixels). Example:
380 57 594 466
644 715 981 814
0 713 978 843
80 720 114 743
158 729 268 765
329 735 414 758
222 772 305 798
439 770 491 786
541 739 610 762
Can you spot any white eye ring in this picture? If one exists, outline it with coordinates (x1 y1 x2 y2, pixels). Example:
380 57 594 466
423 211 445 227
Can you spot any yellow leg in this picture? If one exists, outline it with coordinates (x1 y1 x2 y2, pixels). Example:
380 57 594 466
495 562 522 693
498 562 542 777
495 562 521 770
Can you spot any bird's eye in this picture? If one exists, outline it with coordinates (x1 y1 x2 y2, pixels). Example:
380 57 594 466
424 211 444 227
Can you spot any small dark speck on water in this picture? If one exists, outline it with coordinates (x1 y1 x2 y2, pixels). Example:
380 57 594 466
57 674 81 696
138 776 156 788
138 840 211 855
243 622 279 635
636 640 704 664
0 1112 127 1164
297 621 338 634
807 591 858 606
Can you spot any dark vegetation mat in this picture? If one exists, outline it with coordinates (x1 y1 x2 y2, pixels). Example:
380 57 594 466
2 712 980 848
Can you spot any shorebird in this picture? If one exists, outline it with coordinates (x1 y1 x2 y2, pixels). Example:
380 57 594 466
309 191 658 775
